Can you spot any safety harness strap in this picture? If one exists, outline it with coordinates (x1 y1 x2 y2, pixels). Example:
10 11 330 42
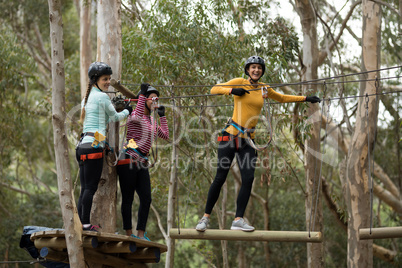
80 152 104 161
117 158 135 166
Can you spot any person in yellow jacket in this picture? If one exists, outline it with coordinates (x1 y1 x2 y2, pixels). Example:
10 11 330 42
196 55 321 232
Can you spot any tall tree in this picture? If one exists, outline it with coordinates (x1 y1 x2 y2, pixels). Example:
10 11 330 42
346 0 381 267
48 0 85 266
91 0 122 233
79 0 92 99
294 0 324 266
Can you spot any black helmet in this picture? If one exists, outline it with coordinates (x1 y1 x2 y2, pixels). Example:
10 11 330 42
244 56 265 77
137 86 160 98
88 62 113 82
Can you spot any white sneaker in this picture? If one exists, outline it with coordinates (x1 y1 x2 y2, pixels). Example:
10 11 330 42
230 218 255 232
195 216 210 232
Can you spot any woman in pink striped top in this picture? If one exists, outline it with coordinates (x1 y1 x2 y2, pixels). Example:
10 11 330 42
117 83 169 241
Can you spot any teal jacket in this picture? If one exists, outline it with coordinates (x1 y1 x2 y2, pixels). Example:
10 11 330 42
81 87 129 145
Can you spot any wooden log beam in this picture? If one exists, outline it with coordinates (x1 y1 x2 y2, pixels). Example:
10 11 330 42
84 249 138 267
97 241 137 253
169 229 322 243
110 79 136 98
34 236 98 249
359 226 402 240
123 247 161 262
40 247 69 263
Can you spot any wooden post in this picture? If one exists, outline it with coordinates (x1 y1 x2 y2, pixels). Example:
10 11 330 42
169 229 322 243
359 227 402 240
48 0 85 266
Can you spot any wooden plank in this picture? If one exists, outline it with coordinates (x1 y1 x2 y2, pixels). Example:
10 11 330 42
34 236 98 249
98 241 137 253
169 229 322 243
30 230 168 253
359 226 402 240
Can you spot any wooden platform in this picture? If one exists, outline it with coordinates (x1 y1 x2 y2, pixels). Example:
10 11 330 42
169 229 322 243
30 230 167 267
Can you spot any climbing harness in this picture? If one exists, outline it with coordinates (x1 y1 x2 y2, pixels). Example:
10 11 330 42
76 132 106 161
116 97 160 168
217 87 273 151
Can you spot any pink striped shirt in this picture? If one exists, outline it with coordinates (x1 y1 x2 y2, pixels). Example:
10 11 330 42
125 95 169 163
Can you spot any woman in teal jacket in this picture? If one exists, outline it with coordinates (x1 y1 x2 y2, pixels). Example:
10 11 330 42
76 62 132 231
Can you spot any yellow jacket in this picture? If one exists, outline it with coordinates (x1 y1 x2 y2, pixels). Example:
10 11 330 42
211 78 305 139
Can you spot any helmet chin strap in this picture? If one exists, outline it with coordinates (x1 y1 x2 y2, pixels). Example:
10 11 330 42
248 75 260 84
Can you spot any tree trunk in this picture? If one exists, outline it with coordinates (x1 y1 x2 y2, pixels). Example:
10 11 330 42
294 0 324 267
91 0 122 234
166 99 179 268
48 0 85 266
221 182 229 268
79 0 92 99
346 1 381 267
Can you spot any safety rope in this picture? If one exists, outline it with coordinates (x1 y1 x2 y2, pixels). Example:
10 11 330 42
309 82 328 236
368 77 380 234
123 65 401 89
245 87 273 151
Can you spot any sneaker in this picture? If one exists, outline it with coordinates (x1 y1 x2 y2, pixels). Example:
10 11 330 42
196 216 210 232
131 233 151 241
83 224 101 232
230 218 255 232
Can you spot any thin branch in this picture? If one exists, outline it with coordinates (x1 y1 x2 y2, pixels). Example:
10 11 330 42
0 182 31 196
318 1 362 66
371 0 400 16
150 204 167 240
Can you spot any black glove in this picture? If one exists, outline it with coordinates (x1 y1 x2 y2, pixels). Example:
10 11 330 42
231 88 250 96
157 106 165 117
140 83 150 96
305 96 321 103
124 102 133 115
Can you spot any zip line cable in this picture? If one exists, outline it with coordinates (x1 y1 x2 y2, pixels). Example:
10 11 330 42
117 76 401 104
122 65 401 91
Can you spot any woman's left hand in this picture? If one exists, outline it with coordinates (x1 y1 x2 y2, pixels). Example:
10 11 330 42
157 106 165 117
305 96 321 103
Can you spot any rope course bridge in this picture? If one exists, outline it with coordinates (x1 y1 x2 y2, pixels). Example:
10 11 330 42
111 65 401 242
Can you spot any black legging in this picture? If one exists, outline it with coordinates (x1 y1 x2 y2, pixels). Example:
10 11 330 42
117 157 152 231
76 143 104 225
205 132 257 218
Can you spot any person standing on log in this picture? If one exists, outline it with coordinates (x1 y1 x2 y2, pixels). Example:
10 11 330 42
117 83 169 241
196 56 321 232
76 62 132 232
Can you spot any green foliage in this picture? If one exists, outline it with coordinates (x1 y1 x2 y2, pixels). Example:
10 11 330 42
1 0 401 267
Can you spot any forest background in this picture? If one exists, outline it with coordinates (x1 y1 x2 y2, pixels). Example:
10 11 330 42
0 0 401 267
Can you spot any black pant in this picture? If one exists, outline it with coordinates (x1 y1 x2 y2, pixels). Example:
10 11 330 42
76 143 104 225
117 157 152 231
205 132 257 218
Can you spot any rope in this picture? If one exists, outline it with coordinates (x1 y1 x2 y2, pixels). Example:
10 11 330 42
0 259 46 264
368 78 380 234
170 85 181 235
122 65 401 90
313 98 331 234
308 84 326 237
